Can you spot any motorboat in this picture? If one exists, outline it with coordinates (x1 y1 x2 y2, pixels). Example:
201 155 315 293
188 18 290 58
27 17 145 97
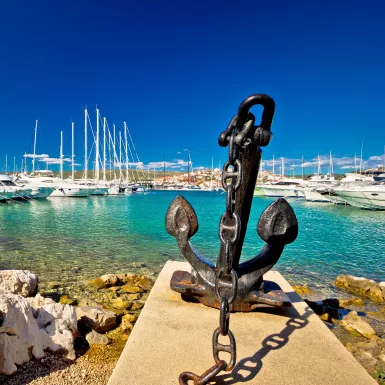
50 183 94 197
107 185 121 195
260 179 305 198
314 187 347 205
17 172 94 198
131 184 150 192
332 184 385 210
299 174 337 203
0 174 32 201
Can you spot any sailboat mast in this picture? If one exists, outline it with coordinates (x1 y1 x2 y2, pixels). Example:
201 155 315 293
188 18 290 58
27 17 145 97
60 131 63 179
383 145 385 172
95 108 100 182
301 155 304 180
330 151 334 176
32 120 38 174
113 124 116 180
71 122 75 180
103 117 106 183
281 157 284 178
317 155 321 176
360 142 363 174
84 108 88 183
124 122 129 182
211 157 213 189
5 155 7 174
187 150 190 183
13 156 16 175
163 155 166 188
119 130 122 180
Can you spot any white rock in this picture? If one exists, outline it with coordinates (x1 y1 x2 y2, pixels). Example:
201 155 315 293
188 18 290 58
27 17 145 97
76 306 117 332
0 293 78 375
99 274 120 287
86 330 110 345
27 293 55 308
0 270 38 297
35 302 77 359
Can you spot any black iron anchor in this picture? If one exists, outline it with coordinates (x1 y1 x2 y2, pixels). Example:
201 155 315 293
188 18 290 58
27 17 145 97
166 94 298 312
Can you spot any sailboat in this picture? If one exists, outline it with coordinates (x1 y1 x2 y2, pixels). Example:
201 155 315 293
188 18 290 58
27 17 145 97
50 129 94 197
15 120 56 199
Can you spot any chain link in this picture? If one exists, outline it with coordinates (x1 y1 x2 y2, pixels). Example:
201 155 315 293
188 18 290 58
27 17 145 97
179 116 253 384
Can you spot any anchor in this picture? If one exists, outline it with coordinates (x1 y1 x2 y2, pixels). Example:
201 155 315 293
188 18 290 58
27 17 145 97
166 94 298 312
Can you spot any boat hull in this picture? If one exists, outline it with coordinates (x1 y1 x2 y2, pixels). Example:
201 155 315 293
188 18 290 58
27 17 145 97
334 188 385 210
91 187 109 195
28 186 56 199
303 189 330 202
260 186 303 198
0 190 15 201
50 186 94 197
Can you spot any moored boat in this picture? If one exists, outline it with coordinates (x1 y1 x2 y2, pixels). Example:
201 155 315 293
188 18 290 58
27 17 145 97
332 184 385 210
50 183 94 197
260 179 304 198
0 174 32 201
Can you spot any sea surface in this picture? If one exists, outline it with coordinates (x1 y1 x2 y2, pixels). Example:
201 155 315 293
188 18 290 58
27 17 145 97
0 191 384 297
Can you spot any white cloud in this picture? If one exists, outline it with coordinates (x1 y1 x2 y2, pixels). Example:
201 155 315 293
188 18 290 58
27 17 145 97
39 157 62 165
261 153 385 173
24 153 49 159
38 157 72 165
113 161 144 168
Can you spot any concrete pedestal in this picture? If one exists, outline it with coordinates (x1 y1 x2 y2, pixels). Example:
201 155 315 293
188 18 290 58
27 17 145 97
108 261 376 385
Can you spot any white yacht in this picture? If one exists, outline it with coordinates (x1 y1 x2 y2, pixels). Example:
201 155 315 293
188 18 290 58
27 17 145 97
313 173 375 205
50 183 94 197
332 184 385 210
260 179 305 198
15 173 56 199
0 175 32 201
131 184 150 192
18 172 94 198
300 175 337 203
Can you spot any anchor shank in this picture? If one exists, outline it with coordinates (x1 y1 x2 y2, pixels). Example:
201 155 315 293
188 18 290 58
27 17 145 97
219 143 261 268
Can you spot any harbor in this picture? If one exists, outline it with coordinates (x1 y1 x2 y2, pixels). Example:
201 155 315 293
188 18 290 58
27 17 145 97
1 1 385 384
0 190 384 292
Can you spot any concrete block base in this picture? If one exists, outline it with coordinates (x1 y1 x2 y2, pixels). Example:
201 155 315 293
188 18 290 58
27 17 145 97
108 261 376 385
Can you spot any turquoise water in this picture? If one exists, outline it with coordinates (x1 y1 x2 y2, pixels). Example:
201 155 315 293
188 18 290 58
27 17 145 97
0 192 384 296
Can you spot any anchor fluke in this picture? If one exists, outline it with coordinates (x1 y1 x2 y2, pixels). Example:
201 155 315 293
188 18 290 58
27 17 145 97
166 195 198 239
257 198 298 245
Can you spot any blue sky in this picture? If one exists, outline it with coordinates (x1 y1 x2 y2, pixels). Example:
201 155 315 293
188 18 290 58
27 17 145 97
0 0 384 175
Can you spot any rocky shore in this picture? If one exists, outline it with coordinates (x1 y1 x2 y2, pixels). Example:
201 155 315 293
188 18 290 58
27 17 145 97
294 275 385 383
0 270 155 385
1 270 385 384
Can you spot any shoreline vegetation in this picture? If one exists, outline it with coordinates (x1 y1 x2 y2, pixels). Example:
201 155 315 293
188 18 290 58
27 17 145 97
1 269 385 384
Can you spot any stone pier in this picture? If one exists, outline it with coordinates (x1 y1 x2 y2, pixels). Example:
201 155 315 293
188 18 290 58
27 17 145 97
108 261 376 385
